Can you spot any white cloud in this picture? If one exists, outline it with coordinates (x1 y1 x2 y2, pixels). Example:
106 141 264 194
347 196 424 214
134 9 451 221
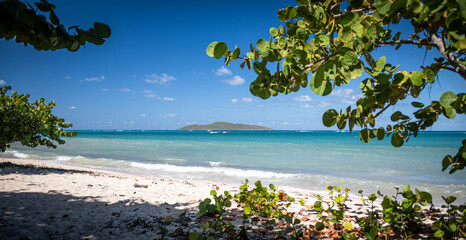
330 88 354 98
231 97 256 103
162 113 176 118
223 75 245 86
282 122 289 125
241 97 254 103
129 121 135 125
64 76 72 79
144 89 157 98
82 75 104 82
118 87 131 92
144 73 176 85
319 101 331 107
139 113 147 117
300 104 314 109
0 80 6 85
293 95 312 102
102 88 109 92
215 66 233 76
161 97 175 101
67 106 76 109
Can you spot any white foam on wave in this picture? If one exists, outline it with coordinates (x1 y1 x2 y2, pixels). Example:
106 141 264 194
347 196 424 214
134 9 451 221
209 161 221 166
55 155 84 161
130 162 298 179
6 150 30 159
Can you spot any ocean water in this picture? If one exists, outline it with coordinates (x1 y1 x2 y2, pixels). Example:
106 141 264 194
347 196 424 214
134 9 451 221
2 130 465 205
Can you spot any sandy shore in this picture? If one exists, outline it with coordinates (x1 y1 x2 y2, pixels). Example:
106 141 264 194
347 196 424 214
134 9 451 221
0 158 403 239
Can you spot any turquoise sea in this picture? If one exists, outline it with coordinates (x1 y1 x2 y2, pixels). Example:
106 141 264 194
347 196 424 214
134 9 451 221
2 130 465 205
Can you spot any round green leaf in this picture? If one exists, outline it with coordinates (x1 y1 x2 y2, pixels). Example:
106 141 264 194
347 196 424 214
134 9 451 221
444 107 457 119
322 109 338 127
296 28 307 40
359 129 372 143
377 127 385 140
206 42 218 57
213 42 228 59
391 130 404 147
270 27 278 37
278 37 287 48
352 23 364 37
256 39 268 53
315 222 325 231
410 71 424 86
93 22 111 38
439 91 457 109
390 111 402 121
232 47 241 61
310 78 332 96
342 51 358 66
344 221 353 231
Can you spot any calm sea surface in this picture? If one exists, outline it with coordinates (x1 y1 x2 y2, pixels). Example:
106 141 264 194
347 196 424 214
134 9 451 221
2 130 465 204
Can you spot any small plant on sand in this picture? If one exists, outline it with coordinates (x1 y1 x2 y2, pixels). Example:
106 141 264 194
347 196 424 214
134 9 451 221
356 190 391 239
381 185 432 238
431 196 466 239
235 179 285 219
199 190 233 219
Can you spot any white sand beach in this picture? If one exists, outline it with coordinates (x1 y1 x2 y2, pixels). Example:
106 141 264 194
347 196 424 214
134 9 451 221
0 158 440 239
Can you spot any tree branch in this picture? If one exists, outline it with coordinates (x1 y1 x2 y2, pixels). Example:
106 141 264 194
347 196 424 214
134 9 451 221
331 5 376 19
430 33 466 80
304 52 338 71
378 39 436 47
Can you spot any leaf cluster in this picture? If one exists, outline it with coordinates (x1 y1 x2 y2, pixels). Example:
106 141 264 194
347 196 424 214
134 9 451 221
0 0 111 51
0 85 77 151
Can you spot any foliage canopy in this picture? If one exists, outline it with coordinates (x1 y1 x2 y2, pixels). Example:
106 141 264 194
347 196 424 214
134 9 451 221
207 0 465 173
0 86 77 152
0 0 111 51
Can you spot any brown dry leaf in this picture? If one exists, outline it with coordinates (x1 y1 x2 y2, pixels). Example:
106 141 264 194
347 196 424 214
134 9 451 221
177 194 184 196
111 212 121 217
301 217 310 221
354 203 363 206
306 205 314 209
172 227 185 236
72 182 77 184
188 200 196 203
133 178 138 181
311 219 320 223
278 192 288 201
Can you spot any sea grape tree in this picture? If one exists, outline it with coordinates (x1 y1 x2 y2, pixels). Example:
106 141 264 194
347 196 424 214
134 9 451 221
207 0 465 173
0 86 77 152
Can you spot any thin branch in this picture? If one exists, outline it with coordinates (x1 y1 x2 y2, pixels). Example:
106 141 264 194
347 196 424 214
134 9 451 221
378 39 436 47
373 89 408 119
304 52 338 71
331 5 376 19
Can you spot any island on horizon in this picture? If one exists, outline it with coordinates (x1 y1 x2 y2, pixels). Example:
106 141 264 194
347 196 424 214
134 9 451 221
177 122 273 131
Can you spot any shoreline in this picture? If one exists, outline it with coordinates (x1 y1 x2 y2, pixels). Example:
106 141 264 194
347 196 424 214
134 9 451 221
0 157 387 239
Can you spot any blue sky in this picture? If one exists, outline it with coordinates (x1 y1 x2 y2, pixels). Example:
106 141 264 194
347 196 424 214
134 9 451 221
0 0 464 130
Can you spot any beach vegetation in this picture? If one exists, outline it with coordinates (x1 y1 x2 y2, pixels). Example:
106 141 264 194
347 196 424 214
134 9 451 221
0 86 77 151
194 180 465 239
206 0 466 173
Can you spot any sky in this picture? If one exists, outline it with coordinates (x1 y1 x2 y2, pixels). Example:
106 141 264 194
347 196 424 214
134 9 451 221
0 0 465 130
